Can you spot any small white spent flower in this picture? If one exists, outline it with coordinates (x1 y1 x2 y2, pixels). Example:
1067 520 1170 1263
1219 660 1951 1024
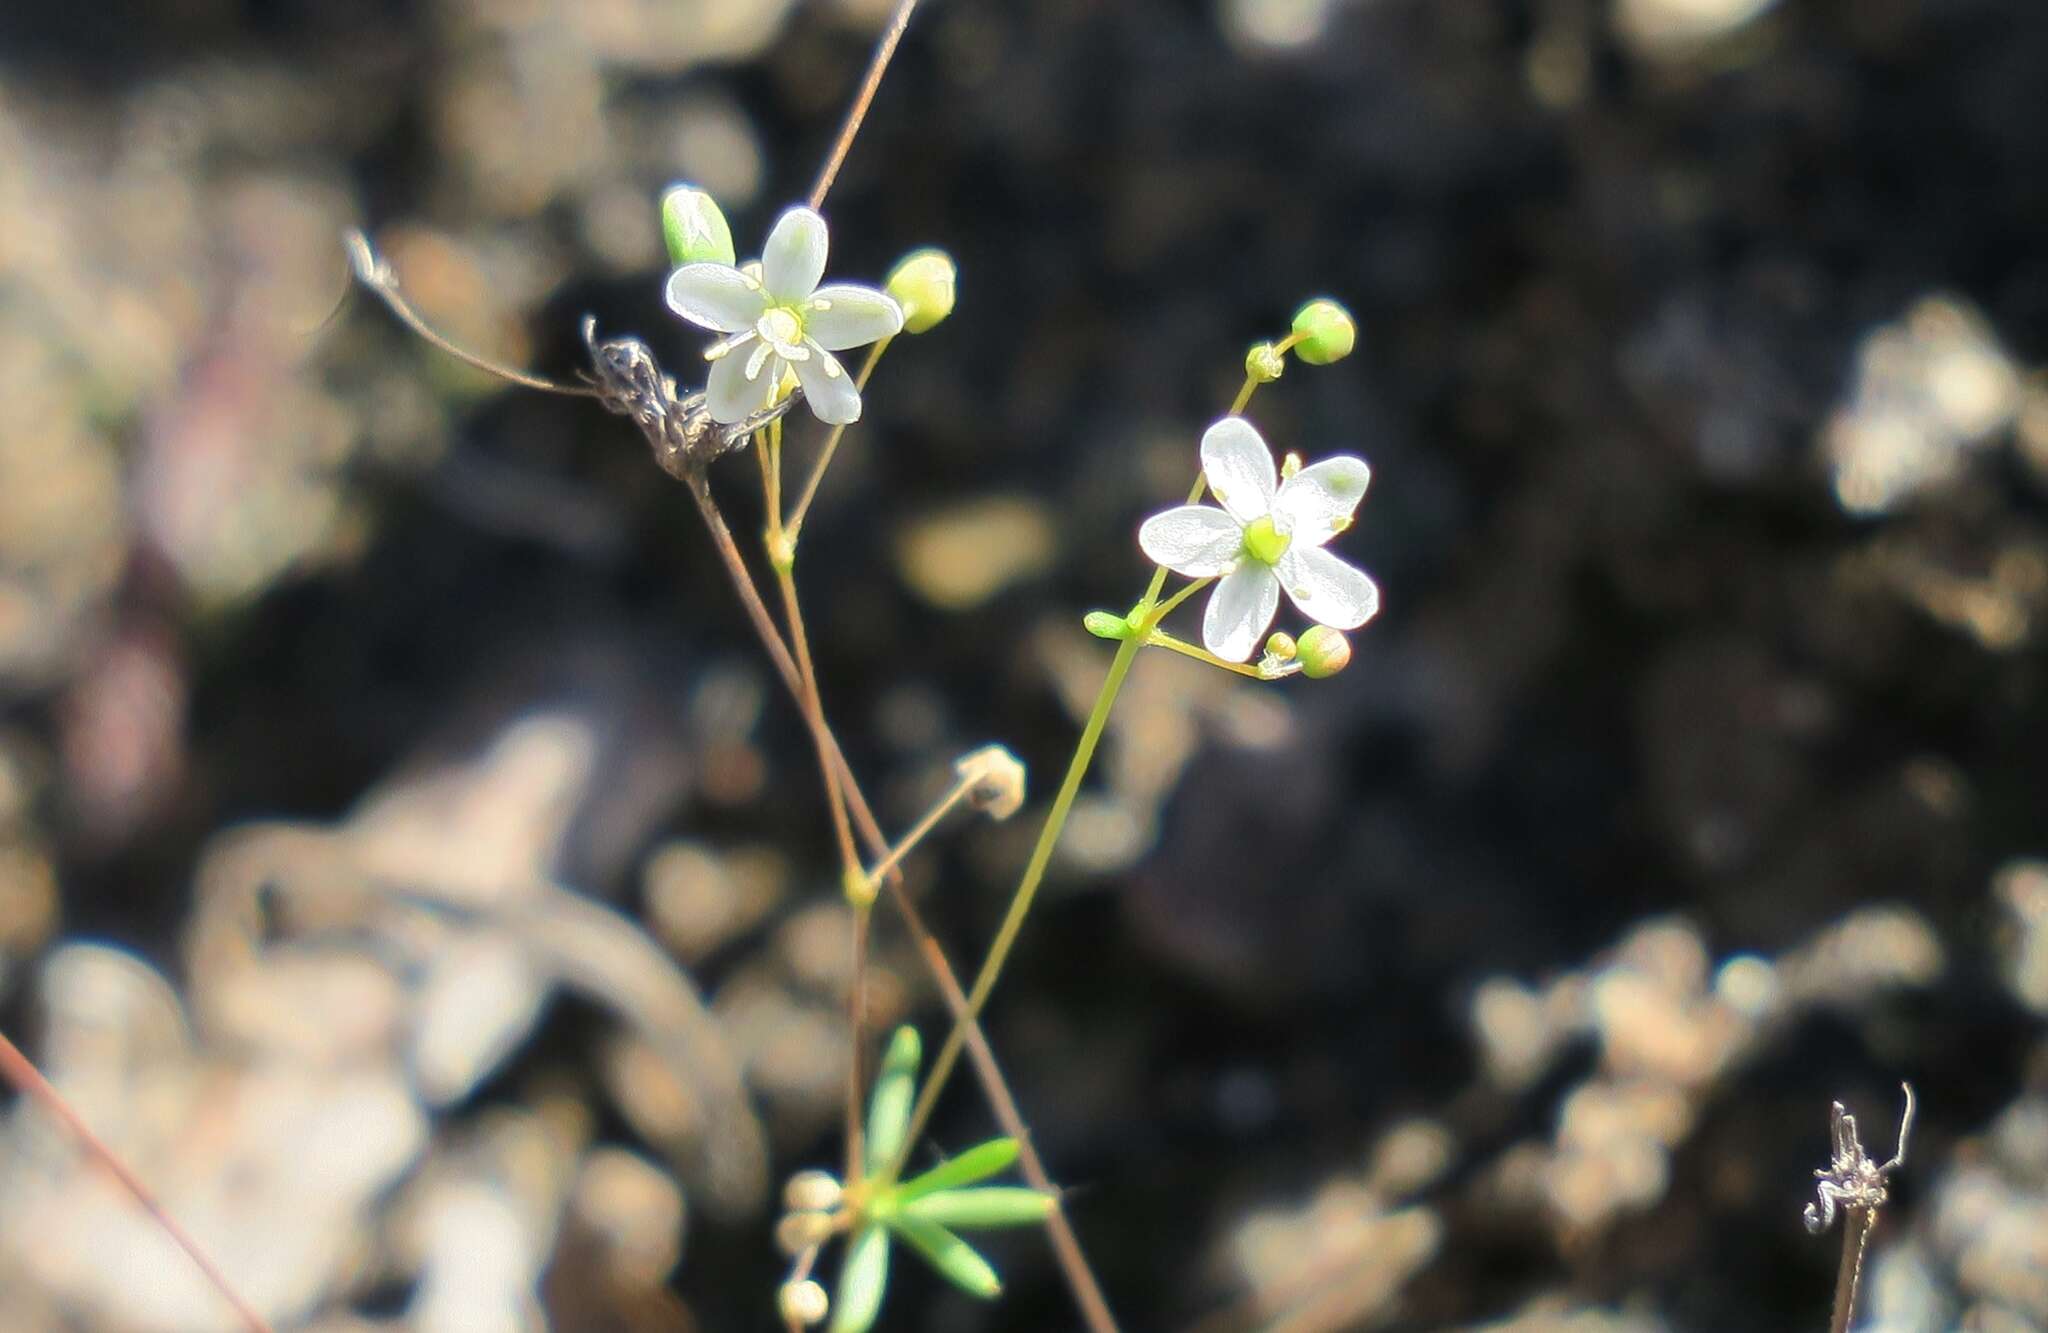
1139 416 1379 662
665 205 904 426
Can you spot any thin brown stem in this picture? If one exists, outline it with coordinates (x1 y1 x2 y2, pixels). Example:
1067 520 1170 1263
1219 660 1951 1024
1829 1208 1875 1333
683 479 1117 1333
862 772 976 890
345 231 597 397
0 1032 274 1333
808 0 923 212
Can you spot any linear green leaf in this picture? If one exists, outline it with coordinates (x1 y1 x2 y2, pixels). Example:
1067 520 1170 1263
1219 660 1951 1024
888 1213 1002 1300
902 1186 1056 1229
829 1225 891 1333
896 1138 1020 1202
864 1026 922 1179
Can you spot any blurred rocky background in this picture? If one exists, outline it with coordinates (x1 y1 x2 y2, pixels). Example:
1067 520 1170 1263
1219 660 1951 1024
1 0 2046 1329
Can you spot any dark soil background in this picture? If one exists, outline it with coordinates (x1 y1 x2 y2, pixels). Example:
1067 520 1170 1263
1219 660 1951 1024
1 1 2046 1331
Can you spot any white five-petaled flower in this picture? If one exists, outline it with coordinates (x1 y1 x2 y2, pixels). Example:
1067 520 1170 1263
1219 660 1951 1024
1139 417 1380 662
665 206 904 426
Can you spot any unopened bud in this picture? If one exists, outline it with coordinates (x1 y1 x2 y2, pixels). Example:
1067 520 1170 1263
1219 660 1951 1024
954 744 1026 821
778 1278 830 1327
1264 631 1298 661
660 185 736 268
774 1209 836 1257
1083 610 1131 640
886 248 957 334
783 1170 843 1214
1296 625 1352 678
1290 298 1356 366
1245 341 1286 384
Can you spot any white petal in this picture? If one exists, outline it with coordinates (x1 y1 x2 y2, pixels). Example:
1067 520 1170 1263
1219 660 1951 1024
761 206 828 302
1275 545 1380 629
665 263 769 333
1273 455 1371 546
1203 563 1280 662
1200 416 1277 524
791 340 862 424
1138 505 1245 577
706 344 775 424
804 285 904 351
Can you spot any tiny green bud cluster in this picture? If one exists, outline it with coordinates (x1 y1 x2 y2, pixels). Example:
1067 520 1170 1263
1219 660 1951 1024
1290 298 1356 365
885 248 957 334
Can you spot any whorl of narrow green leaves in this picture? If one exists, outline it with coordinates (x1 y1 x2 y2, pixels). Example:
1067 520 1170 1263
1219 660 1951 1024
1290 297 1356 365
887 1214 1002 1300
902 1186 1056 1229
829 1225 891 1333
660 185 736 267
885 248 957 333
864 1026 922 1179
897 1138 1020 1202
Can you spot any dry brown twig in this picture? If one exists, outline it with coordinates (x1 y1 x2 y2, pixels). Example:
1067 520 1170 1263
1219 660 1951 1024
1805 1083 1915 1333
0 1032 276 1333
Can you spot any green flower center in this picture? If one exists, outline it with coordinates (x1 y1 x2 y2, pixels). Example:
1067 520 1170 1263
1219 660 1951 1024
1242 515 1290 565
758 305 805 355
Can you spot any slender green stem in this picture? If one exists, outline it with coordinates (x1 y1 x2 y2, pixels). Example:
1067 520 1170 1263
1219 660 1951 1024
1148 575 1213 623
896 632 1143 1166
896 363 1283 1168
786 337 893 541
1144 629 1264 677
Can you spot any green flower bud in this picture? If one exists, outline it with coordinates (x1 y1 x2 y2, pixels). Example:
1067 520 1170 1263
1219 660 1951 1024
660 185 735 268
779 1278 830 1328
1297 625 1352 679
1083 610 1132 640
885 248 957 334
1264 631 1298 661
1245 341 1286 383
1290 298 1356 366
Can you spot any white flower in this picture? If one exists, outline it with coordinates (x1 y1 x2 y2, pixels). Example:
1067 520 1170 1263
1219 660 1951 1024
665 205 904 426
1138 417 1380 662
